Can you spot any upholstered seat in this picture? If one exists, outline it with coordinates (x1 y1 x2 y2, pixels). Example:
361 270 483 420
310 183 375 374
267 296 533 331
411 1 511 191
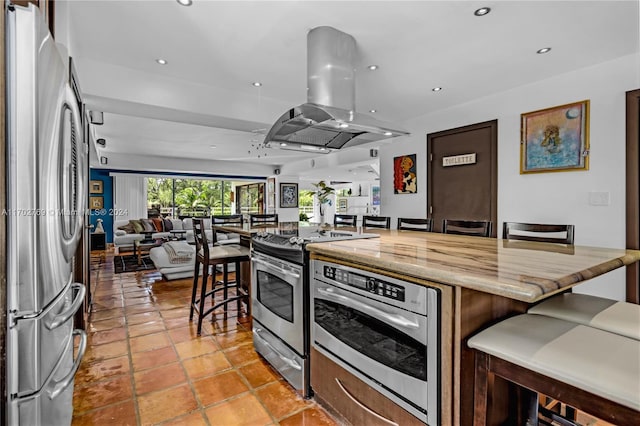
528 293 640 340
468 314 640 424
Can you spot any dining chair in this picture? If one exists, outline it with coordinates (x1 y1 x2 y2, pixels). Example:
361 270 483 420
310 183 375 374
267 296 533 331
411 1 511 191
397 217 433 232
190 218 250 335
212 214 244 226
334 214 357 227
502 222 574 244
362 215 391 229
249 213 278 226
442 219 492 237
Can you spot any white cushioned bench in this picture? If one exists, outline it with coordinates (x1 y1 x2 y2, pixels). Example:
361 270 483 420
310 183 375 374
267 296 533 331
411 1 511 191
468 313 640 424
528 293 640 340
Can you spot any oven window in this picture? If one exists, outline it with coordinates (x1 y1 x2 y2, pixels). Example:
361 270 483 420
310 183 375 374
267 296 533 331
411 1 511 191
257 270 294 322
315 299 427 380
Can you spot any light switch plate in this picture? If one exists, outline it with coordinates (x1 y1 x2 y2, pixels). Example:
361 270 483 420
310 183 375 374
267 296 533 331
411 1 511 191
589 191 610 206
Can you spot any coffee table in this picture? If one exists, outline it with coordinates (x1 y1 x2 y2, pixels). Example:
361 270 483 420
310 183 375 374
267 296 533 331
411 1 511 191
170 229 187 240
134 239 164 265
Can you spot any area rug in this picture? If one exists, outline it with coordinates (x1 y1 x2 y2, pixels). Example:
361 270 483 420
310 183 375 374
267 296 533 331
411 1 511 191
114 255 156 274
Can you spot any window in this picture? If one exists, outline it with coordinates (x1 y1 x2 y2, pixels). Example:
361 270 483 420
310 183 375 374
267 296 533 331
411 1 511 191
147 177 233 217
236 183 264 215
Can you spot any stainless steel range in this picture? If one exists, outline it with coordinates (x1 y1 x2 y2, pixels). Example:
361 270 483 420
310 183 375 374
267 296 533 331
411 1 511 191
251 227 379 397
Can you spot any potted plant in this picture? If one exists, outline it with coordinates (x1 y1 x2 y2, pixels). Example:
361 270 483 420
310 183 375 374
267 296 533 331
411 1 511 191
312 180 335 228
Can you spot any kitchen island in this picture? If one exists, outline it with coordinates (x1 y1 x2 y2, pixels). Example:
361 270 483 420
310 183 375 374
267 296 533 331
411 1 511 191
306 230 640 425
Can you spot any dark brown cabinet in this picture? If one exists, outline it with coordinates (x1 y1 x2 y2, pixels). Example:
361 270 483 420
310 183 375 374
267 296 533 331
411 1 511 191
311 348 425 426
90 232 106 250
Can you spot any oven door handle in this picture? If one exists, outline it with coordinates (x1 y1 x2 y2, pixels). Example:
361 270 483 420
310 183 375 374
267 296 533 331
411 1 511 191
252 257 301 279
335 378 399 426
317 287 420 330
253 327 302 371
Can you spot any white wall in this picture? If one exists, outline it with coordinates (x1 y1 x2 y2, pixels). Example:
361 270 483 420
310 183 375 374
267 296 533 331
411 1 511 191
381 54 640 300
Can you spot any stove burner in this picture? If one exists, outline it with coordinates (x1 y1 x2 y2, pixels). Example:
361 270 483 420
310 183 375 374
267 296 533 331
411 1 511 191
252 227 379 264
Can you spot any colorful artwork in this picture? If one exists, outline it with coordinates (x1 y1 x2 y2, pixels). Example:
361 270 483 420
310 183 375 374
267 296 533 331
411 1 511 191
521 100 590 173
279 183 298 208
393 154 417 194
371 185 381 205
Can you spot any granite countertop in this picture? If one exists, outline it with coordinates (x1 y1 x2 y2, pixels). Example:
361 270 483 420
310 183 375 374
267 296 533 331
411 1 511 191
213 221 333 236
305 230 640 302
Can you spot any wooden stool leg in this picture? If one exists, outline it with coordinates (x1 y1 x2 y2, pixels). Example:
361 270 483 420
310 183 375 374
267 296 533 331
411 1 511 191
189 258 200 321
197 261 209 335
474 351 489 426
236 261 242 314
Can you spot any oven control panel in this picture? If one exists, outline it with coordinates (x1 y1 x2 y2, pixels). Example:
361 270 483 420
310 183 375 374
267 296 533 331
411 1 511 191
324 266 405 302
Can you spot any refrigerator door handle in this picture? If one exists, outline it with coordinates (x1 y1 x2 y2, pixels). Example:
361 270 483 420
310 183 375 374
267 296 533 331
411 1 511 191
45 283 85 330
48 329 86 400
59 85 86 262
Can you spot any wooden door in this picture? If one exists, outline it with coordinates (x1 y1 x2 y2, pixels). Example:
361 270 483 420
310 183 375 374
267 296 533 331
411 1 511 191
427 120 498 236
626 89 639 303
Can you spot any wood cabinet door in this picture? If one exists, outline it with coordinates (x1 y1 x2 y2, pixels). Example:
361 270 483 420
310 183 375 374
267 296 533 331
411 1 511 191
311 348 426 426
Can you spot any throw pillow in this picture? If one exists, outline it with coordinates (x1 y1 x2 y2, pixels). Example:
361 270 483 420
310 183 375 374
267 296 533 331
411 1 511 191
163 218 174 231
151 218 164 232
117 223 136 234
140 218 156 232
129 219 144 234
114 229 127 236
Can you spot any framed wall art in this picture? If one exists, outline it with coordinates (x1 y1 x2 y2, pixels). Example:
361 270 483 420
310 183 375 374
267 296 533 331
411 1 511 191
521 100 590 174
89 196 104 210
90 180 103 194
371 185 381 206
393 154 417 194
279 183 298 208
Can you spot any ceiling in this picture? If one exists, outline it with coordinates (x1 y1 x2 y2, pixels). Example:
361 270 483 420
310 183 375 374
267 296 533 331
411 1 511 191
64 0 639 181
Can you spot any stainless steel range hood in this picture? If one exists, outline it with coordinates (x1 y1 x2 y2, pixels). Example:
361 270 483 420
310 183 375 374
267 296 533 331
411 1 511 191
264 26 409 151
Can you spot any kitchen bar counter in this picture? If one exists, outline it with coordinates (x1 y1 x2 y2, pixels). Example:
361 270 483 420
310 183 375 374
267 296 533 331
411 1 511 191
306 230 640 303
306 229 640 425
213 221 306 236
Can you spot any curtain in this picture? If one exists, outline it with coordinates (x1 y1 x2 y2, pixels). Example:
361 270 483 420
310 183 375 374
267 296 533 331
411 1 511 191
112 173 147 220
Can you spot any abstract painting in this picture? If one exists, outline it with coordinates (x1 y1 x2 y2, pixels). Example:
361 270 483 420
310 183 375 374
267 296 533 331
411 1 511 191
394 154 417 194
521 100 590 174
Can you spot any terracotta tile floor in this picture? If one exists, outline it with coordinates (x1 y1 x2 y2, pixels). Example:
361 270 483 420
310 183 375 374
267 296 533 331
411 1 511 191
73 251 338 426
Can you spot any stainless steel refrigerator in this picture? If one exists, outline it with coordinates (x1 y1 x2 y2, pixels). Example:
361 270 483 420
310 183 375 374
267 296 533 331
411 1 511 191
6 3 87 425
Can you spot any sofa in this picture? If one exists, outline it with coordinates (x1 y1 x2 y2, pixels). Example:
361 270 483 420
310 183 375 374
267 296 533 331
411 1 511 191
148 241 199 280
114 217 241 280
114 217 241 251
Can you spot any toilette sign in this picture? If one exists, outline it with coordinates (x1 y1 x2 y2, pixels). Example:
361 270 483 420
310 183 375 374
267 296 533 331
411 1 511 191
442 153 476 167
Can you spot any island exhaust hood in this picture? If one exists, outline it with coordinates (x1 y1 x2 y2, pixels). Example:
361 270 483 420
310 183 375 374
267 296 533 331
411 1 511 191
264 26 409 151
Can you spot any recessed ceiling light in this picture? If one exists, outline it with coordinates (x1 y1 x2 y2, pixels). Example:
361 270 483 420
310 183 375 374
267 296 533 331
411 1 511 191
176 0 193 6
367 65 379 71
432 87 442 92
252 82 262 87
338 123 349 128
537 47 552 54
280 142 287 147
156 58 167 65
474 7 491 16
384 132 393 136
369 109 377 113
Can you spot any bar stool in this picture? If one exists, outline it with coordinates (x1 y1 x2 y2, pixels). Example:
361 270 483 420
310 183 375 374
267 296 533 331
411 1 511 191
189 218 250 335
397 217 433 232
442 219 492 237
362 215 391 229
